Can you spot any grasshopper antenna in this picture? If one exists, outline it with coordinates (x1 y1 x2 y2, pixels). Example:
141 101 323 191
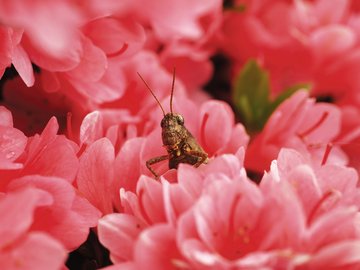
170 68 176 114
137 72 166 116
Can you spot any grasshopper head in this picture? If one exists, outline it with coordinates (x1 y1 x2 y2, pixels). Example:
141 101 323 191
161 113 186 149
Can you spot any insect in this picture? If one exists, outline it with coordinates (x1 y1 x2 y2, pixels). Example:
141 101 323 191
137 69 208 178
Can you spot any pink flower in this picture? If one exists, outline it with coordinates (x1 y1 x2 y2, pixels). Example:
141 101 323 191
0 26 34 86
77 138 116 215
179 175 360 269
222 0 360 99
17 117 79 183
145 0 223 89
0 106 27 171
0 108 101 251
97 151 247 267
1 1 359 268
0 0 222 112
139 97 249 179
119 98 247 191
0 0 83 85
0 0 148 106
265 148 360 221
74 90 248 214
99 145 360 269
7 175 101 250
245 90 346 173
0 187 67 270
336 105 360 173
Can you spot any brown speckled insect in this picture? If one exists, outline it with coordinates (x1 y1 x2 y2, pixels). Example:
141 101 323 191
137 69 208 178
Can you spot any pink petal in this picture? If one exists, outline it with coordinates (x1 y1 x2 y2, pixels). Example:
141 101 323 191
177 164 203 199
306 240 360 269
0 188 52 248
317 164 358 193
66 36 107 82
143 0 221 40
307 207 358 249
199 100 234 156
84 17 145 58
1 232 66 270
310 25 355 62
47 195 100 250
162 56 213 90
203 153 244 180
219 124 249 154
191 196 217 249
27 117 59 157
0 125 27 169
98 213 145 263
70 195 102 228
314 0 350 24
177 210 199 246
23 117 79 182
134 224 181 270
299 103 342 143
9 1 84 72
264 90 310 143
67 59 126 103
286 165 322 214
0 26 12 69
79 111 104 146
114 137 145 193
0 106 13 127
180 239 219 267
11 44 34 87
100 263 136 270
277 148 308 176
8 175 75 210
162 179 194 226
22 32 82 72
77 138 115 215
8 175 100 250
259 179 306 249
135 176 166 224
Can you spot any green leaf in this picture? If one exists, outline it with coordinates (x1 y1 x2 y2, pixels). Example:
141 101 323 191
232 59 311 133
232 60 270 132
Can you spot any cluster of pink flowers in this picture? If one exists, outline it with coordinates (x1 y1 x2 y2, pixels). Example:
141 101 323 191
1 0 360 269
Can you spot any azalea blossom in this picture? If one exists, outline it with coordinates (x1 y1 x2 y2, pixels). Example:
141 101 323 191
0 187 67 270
245 90 346 173
0 1 359 269
98 149 360 269
0 107 101 252
76 97 249 214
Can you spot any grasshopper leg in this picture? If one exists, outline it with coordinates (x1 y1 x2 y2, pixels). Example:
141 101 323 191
146 155 169 179
185 150 208 168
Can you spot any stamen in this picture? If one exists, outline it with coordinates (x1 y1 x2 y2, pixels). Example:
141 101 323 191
66 112 74 141
307 190 339 226
321 143 333 166
298 111 329 138
107 43 128 57
200 113 209 150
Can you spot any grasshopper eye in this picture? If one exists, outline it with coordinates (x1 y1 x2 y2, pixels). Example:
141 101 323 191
177 115 184 125
160 118 166 128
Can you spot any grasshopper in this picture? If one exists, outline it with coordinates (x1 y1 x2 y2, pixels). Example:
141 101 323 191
137 69 208 178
